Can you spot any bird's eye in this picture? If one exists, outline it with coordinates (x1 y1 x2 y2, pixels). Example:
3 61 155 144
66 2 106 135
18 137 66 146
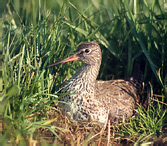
85 49 91 54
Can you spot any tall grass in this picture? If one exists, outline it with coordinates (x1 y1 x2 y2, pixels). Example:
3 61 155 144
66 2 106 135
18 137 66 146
1 0 167 144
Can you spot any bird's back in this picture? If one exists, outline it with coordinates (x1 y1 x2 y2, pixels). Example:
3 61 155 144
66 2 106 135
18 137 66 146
95 64 143 122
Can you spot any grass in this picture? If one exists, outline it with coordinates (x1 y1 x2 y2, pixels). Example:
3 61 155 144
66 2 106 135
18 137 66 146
121 103 166 143
1 0 167 145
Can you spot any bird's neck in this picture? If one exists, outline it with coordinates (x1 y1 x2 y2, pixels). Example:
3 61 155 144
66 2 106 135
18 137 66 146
63 63 100 96
72 63 100 83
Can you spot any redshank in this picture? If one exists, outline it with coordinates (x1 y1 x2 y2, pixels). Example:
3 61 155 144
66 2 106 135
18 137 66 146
48 42 142 126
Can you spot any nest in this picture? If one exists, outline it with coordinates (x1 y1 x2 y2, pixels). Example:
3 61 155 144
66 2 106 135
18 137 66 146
35 109 134 145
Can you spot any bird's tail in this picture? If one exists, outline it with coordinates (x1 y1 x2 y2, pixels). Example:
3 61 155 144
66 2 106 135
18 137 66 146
132 63 143 91
130 63 145 105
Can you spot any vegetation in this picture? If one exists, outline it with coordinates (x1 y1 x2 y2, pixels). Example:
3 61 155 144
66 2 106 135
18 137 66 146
1 0 167 145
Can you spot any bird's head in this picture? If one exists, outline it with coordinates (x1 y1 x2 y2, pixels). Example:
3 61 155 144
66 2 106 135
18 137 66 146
47 42 102 67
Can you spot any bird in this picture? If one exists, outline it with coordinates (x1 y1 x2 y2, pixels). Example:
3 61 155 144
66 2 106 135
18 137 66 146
47 42 142 126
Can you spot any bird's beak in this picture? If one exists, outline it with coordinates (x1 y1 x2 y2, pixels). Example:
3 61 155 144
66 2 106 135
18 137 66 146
47 54 79 67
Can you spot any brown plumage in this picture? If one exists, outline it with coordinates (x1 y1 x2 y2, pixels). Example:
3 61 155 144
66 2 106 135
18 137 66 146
48 42 142 126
